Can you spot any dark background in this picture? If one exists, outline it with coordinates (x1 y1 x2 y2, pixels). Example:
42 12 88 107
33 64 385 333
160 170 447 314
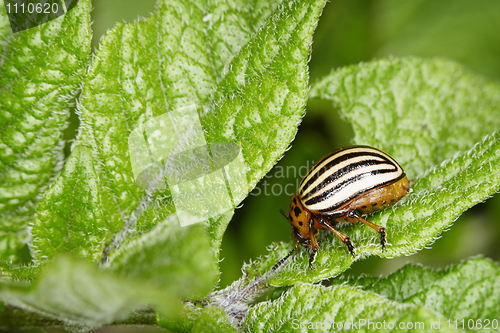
85 0 500 290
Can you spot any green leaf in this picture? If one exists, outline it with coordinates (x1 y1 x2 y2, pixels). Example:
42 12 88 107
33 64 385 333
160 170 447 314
242 58 500 286
5 0 326 327
156 303 198 333
245 283 459 333
331 263 445 303
107 215 218 300
246 258 500 332
406 258 500 323
334 257 500 329
310 57 500 179
0 260 43 281
0 306 156 329
0 215 216 327
156 303 237 333
31 0 327 267
0 1 11 48
191 306 238 333
0 0 92 263
0 255 181 328
30 145 108 262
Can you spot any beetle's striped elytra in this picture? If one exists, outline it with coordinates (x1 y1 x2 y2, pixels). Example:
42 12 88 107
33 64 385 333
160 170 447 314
273 146 410 270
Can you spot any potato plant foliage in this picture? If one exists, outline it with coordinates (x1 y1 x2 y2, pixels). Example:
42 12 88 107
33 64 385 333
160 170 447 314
1 0 500 331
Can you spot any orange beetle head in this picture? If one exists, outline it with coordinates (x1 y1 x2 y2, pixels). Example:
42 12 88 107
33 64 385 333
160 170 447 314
287 193 312 247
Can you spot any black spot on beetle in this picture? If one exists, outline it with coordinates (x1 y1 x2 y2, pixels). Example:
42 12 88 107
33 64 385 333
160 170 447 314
382 201 386 205
293 197 297 204
372 203 378 206
294 206 302 217
298 221 303 226
361 205 367 209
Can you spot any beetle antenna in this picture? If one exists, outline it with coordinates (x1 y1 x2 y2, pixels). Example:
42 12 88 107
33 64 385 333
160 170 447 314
271 241 299 272
280 209 289 220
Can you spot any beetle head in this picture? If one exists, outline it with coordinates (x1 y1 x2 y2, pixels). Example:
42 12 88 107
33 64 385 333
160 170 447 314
287 193 312 248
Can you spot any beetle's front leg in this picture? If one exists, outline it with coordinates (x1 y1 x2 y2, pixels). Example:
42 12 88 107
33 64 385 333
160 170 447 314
308 240 319 270
347 210 386 251
308 219 319 269
317 217 355 256
272 241 299 272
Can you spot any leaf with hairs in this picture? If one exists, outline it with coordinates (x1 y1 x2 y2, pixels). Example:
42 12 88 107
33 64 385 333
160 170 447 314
1 215 216 327
332 257 500 331
310 57 500 180
0 0 92 263
241 58 500 286
30 0 327 268
245 283 459 333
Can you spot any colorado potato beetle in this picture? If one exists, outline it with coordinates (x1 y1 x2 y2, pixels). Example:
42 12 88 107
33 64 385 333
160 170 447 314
274 146 410 270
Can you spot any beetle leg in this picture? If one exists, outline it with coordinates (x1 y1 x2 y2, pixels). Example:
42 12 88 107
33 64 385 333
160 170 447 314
272 241 299 272
309 239 319 269
347 211 386 251
317 218 355 256
308 219 319 269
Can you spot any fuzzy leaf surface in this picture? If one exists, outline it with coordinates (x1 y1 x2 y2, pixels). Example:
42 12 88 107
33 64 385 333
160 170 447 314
0 255 180 327
0 0 92 262
0 1 10 46
107 215 218 300
0 216 216 326
30 0 326 267
244 59 500 286
332 263 445 303
157 303 237 333
30 145 107 262
406 258 500 328
332 257 500 331
191 306 238 333
245 283 458 333
310 57 500 180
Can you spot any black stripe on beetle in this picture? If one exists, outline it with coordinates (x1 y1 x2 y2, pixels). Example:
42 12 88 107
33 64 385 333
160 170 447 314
299 151 395 196
300 158 397 201
303 168 401 207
